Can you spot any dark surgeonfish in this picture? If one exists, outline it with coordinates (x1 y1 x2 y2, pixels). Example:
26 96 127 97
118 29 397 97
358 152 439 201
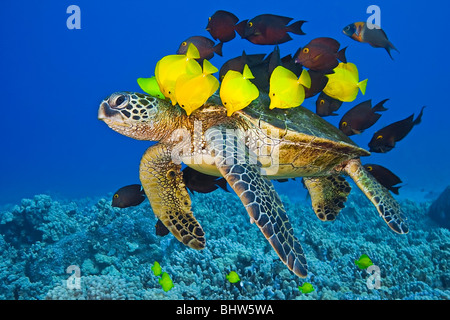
206 10 243 43
343 22 399 59
364 164 402 195
315 91 343 117
112 169 229 208
111 184 145 208
368 107 425 153
304 70 329 99
155 219 170 237
176 36 223 62
295 37 347 72
339 99 388 136
219 51 266 81
238 14 306 45
182 166 229 194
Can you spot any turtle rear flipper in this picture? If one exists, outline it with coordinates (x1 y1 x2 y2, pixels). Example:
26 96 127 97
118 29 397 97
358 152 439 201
140 143 206 249
207 127 308 278
303 175 351 221
344 159 409 234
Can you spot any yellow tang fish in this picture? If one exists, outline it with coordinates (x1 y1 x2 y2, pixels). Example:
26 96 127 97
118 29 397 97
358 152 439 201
155 43 202 105
137 76 166 99
175 59 219 116
269 66 311 109
220 64 259 116
323 62 367 102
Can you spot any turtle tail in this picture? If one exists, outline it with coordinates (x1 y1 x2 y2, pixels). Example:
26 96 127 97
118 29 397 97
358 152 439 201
344 159 409 234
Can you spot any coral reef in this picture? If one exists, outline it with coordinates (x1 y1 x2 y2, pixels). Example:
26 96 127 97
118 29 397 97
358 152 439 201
0 185 448 300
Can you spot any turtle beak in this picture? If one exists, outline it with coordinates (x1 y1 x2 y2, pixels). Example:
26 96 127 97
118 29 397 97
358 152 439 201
98 101 124 123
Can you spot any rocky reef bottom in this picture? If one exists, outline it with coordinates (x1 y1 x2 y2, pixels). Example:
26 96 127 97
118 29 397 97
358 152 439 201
0 185 448 300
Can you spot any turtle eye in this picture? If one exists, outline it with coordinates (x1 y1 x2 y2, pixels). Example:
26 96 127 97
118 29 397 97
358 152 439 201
113 94 128 109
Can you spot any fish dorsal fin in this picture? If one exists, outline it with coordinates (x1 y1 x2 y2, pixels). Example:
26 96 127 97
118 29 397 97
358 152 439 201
202 59 218 75
186 43 201 59
242 64 255 80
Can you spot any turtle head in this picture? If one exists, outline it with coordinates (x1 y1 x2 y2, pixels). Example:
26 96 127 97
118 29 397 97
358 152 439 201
98 92 181 141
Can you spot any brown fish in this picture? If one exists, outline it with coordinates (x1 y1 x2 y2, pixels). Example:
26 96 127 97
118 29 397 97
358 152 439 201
182 166 229 194
368 107 425 153
176 36 223 61
315 91 343 116
206 10 243 43
339 99 388 136
295 37 347 72
364 164 402 195
238 14 306 45
111 184 145 208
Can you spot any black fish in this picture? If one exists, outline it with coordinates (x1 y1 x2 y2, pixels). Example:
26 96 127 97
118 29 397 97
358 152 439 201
155 219 170 237
364 164 402 195
182 166 229 194
219 51 266 81
206 10 243 43
281 54 303 77
315 91 343 117
238 14 306 45
339 99 388 136
368 107 425 153
304 70 329 99
111 184 145 208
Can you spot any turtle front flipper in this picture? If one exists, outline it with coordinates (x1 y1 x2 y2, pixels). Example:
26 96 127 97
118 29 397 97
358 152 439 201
344 159 409 234
139 143 206 249
206 127 308 278
303 175 351 221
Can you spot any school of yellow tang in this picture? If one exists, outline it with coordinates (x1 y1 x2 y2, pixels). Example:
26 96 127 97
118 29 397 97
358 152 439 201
138 19 373 117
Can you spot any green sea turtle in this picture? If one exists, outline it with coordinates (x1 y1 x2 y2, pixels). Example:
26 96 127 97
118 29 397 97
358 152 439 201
98 92 408 278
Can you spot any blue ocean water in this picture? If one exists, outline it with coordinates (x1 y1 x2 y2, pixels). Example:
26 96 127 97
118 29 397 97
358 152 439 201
0 0 449 300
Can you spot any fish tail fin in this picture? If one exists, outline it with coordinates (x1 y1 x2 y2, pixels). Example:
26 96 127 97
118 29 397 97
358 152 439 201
385 42 399 60
214 42 224 57
215 178 230 192
390 186 401 195
385 47 394 60
413 106 426 126
358 78 368 95
373 98 389 112
337 46 348 63
287 20 307 35
235 20 247 38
